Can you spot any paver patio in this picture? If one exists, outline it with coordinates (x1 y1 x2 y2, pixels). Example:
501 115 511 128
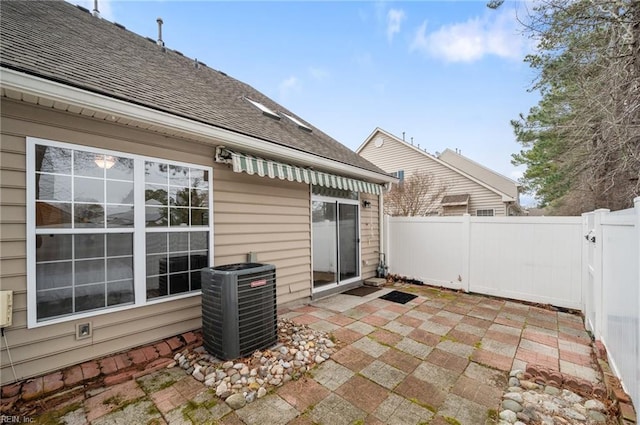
17 284 616 424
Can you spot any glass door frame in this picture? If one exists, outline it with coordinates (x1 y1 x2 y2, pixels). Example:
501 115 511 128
311 194 361 294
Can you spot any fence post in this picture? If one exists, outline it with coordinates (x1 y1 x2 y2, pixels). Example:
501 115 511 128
635 197 640 406
461 213 471 293
592 208 609 340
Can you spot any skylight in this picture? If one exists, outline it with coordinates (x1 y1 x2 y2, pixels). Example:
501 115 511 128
282 113 312 132
245 97 280 120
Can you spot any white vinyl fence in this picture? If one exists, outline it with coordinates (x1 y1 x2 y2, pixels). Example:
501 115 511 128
384 215 583 308
582 199 639 409
385 198 639 408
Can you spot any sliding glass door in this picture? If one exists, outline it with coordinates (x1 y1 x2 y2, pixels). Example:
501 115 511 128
312 196 359 292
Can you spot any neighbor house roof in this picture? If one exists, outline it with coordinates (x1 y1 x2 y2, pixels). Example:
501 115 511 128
438 149 520 199
0 0 390 181
357 127 518 202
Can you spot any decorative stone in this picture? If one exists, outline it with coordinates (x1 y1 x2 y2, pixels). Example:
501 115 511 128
499 410 517 423
544 385 561 396
587 410 607 422
503 392 523 404
502 399 523 413
508 377 520 387
584 399 606 411
225 393 247 409
257 387 267 398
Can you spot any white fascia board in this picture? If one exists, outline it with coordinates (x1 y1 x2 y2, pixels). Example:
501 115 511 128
1 67 395 184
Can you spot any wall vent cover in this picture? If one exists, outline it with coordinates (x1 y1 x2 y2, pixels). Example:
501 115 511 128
201 263 277 360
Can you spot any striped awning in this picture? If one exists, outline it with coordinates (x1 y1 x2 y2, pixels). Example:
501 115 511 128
215 147 382 195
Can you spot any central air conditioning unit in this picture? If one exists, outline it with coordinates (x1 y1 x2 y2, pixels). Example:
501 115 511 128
201 263 277 360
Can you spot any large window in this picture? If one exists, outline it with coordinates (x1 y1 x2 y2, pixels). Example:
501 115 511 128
28 138 212 326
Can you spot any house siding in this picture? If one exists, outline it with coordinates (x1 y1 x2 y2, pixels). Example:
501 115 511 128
0 99 313 384
360 192 381 279
360 133 506 216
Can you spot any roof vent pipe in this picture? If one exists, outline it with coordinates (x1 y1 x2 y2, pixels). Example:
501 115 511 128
402 131 405 141
92 0 100 17
157 17 165 46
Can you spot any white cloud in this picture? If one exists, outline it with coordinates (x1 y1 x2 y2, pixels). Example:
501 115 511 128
410 9 526 63
278 76 301 100
386 9 406 42
66 0 115 21
308 67 330 81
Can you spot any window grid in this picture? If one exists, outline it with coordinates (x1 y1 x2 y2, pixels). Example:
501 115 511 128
476 209 495 217
29 138 212 326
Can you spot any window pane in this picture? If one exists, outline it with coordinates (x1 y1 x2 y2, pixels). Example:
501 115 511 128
146 254 166 276
74 177 104 203
36 262 72 289
146 233 167 254
190 271 202 291
170 273 189 294
74 151 104 178
168 254 189 273
145 185 167 205
169 165 189 186
191 252 209 270
169 232 189 252
76 284 105 312
75 259 105 285
37 289 72 319
170 208 189 226
36 202 72 228
145 161 167 184
190 232 208 251
74 204 105 228
75 234 105 259
107 181 134 204
107 205 134 228
146 207 168 227
191 209 208 226
191 169 209 189
146 276 166 299
169 187 190 206
191 189 208 207
36 174 72 201
36 145 71 174
107 280 134 306
107 233 133 256
36 234 72 262
106 157 134 181
107 257 133 281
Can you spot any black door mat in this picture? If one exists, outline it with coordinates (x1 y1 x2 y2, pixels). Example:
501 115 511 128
342 286 382 297
379 290 417 304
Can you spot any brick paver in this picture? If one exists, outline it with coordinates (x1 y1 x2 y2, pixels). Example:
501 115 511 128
14 284 616 425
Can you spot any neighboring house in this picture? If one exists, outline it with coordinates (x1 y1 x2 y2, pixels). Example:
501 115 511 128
357 128 522 216
0 1 394 385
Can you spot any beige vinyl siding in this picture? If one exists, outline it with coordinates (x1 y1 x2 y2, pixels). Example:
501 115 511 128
360 133 506 216
213 168 311 305
0 98 311 384
360 192 380 279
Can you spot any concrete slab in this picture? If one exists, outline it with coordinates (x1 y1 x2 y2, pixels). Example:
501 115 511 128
351 337 390 358
309 393 366 425
311 360 355 391
360 360 407 390
373 393 434 425
234 395 298 425
395 337 433 360
91 400 162 425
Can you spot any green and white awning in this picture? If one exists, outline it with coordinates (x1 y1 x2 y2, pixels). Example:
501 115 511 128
215 147 382 195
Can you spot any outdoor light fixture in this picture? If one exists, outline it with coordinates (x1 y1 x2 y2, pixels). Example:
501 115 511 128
95 155 115 169
362 200 372 208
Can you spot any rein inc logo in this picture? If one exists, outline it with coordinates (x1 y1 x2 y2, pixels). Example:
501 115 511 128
0 416 34 423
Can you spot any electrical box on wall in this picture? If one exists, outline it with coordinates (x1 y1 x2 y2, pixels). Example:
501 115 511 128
0 290 14 328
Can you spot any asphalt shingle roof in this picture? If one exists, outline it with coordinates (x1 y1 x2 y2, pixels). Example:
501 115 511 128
0 0 385 176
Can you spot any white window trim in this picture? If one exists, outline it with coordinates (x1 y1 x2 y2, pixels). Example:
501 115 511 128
26 137 214 328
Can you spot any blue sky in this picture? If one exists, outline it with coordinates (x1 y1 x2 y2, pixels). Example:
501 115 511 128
69 1 539 205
